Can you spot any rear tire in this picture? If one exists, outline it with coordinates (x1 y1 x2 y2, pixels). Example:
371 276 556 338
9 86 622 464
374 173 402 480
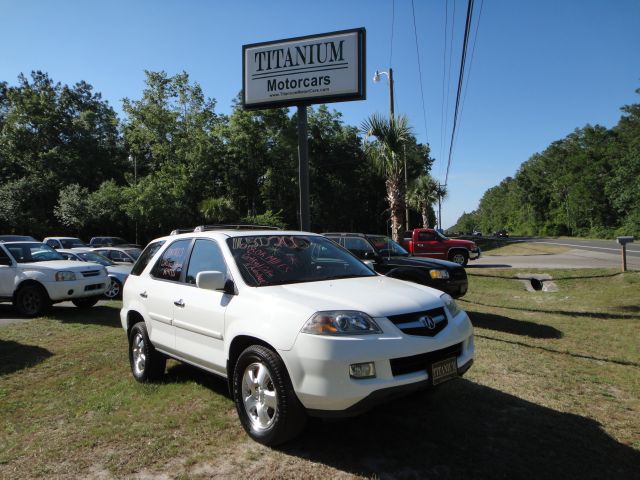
232 345 306 446
72 297 100 308
449 250 469 266
128 322 166 382
15 284 51 317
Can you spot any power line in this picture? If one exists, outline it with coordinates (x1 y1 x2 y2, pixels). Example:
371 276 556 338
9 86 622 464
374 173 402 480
441 0 457 181
444 0 474 187
411 0 429 144
438 0 451 181
452 0 484 156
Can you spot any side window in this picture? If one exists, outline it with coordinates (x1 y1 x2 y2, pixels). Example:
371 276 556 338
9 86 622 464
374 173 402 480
0 247 11 265
45 239 57 248
418 231 436 241
131 240 165 276
150 239 191 281
344 237 375 257
185 240 228 285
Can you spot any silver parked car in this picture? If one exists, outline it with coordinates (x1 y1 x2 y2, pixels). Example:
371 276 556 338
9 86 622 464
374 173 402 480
58 249 132 299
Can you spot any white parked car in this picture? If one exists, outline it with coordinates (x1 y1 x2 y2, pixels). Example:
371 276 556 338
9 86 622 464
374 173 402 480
121 229 474 445
43 236 89 250
0 241 109 316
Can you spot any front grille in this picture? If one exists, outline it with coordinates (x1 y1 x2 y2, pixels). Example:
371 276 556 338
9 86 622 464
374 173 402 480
390 343 462 376
451 268 467 280
387 307 448 337
82 270 101 277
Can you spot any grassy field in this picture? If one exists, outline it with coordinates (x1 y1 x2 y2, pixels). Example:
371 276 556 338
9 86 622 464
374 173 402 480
1 270 639 479
479 241 571 256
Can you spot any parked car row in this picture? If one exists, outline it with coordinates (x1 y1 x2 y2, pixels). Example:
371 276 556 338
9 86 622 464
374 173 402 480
0 235 140 312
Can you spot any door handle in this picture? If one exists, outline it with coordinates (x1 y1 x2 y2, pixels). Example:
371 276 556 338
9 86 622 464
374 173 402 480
174 299 185 307
139 291 148 298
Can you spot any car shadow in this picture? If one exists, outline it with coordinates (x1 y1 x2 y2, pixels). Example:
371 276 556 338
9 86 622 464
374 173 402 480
281 379 640 479
467 310 563 339
163 362 230 398
48 302 122 328
0 339 53 376
467 263 513 268
464 299 638 321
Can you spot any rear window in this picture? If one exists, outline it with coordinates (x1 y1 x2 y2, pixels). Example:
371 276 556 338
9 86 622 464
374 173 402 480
130 241 165 276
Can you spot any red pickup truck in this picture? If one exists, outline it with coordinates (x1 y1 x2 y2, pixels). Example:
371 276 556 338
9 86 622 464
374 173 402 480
401 228 481 266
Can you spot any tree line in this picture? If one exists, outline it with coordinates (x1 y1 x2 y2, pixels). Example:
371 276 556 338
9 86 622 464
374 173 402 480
1 70 439 243
451 90 640 238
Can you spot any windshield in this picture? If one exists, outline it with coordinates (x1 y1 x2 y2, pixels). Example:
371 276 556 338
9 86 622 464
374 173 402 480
227 235 376 287
6 242 64 263
77 252 114 266
61 238 88 248
367 236 409 257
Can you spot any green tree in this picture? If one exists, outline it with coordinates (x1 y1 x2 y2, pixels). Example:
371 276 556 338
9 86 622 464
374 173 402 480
361 113 412 241
407 174 439 228
0 71 124 235
54 184 90 234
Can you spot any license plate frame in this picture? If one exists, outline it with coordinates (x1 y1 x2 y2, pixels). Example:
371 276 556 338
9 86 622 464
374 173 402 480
430 357 458 385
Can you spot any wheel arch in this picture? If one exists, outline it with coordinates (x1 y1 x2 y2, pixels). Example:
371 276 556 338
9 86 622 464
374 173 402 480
13 279 50 303
226 335 277 394
125 310 146 338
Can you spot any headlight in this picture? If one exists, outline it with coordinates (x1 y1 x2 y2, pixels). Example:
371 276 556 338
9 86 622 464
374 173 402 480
55 271 77 281
429 269 450 280
301 311 382 335
441 293 462 318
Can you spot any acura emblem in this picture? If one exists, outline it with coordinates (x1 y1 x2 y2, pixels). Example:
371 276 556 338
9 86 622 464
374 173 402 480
419 316 436 329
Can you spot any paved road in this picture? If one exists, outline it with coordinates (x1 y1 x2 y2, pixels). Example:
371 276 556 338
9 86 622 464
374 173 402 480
526 237 640 258
470 236 639 270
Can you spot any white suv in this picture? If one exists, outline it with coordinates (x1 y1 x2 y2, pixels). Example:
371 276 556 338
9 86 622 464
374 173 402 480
0 241 109 316
121 229 474 445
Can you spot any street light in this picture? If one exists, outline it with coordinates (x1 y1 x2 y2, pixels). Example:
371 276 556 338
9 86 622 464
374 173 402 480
373 68 409 230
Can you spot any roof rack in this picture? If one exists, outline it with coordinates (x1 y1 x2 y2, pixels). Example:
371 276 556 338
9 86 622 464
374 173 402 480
169 228 194 236
193 224 282 232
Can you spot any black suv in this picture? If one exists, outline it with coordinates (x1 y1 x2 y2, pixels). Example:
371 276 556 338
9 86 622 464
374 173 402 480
324 233 468 298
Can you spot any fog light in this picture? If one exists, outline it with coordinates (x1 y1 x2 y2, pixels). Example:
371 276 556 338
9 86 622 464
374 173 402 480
349 362 376 379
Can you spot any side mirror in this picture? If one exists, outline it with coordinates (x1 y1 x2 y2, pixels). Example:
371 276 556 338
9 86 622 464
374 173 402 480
196 271 236 295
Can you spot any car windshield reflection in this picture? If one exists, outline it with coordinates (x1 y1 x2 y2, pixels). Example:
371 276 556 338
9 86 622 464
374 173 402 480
227 235 376 287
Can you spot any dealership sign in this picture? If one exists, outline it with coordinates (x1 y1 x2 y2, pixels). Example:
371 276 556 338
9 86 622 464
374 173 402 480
243 28 366 109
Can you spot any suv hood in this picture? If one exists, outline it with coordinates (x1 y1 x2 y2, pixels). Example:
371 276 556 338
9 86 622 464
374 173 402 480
382 256 462 269
265 275 443 318
19 260 105 272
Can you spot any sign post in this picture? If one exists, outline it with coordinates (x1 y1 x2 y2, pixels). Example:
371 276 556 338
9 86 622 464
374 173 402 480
243 28 366 230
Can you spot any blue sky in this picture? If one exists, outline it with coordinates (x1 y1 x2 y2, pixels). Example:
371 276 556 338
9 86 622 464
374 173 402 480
2 0 639 228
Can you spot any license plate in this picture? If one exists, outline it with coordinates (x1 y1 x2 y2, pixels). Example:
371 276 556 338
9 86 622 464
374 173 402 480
431 357 458 385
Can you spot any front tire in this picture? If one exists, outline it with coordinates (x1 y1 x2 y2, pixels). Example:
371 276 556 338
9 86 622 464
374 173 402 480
449 250 469 266
232 345 306 446
15 284 51 317
72 296 100 308
128 322 166 382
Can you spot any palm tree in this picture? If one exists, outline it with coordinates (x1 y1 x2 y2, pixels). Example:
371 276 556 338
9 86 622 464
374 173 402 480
361 113 411 241
407 174 439 228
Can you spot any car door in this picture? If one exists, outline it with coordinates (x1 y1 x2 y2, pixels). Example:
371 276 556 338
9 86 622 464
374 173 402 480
415 231 446 259
172 239 230 374
0 246 17 298
144 238 193 352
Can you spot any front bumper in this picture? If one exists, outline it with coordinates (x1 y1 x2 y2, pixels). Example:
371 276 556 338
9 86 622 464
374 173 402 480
281 311 474 413
42 277 108 301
